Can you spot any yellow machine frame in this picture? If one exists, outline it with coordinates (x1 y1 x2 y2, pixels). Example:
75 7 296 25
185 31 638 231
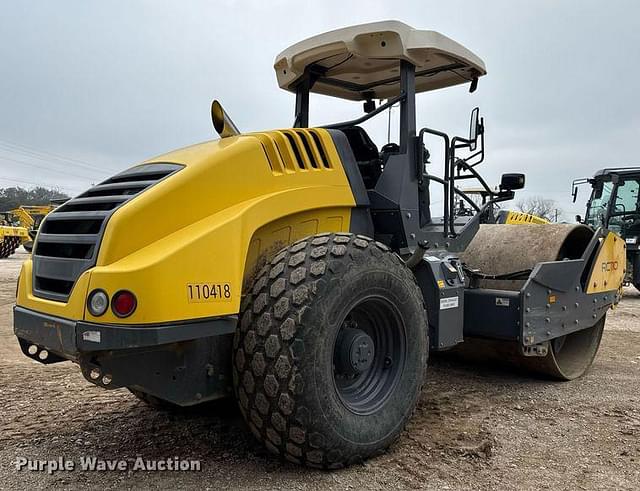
16 130 355 323
11 205 56 230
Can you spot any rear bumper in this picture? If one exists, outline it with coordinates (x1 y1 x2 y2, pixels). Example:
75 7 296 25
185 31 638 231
14 306 237 405
14 306 236 357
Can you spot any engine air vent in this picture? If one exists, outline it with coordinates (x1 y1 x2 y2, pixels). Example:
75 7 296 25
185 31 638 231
255 129 333 175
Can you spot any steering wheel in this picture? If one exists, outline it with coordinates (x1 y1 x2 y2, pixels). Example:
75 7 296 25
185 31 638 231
614 203 627 214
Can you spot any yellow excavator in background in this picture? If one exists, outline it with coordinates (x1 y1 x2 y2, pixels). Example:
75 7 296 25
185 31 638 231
10 205 57 252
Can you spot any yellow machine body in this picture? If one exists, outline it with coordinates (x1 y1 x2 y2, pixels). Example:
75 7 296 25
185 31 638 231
11 205 56 230
1 225 29 243
16 129 355 324
500 210 550 225
585 231 626 294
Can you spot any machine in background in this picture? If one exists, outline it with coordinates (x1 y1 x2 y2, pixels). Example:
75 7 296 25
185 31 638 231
0 204 58 257
0 213 28 258
573 167 639 289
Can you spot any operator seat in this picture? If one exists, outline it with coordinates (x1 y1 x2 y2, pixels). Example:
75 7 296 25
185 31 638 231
379 142 400 167
340 126 382 189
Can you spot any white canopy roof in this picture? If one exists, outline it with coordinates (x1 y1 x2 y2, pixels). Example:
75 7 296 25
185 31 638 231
274 21 487 101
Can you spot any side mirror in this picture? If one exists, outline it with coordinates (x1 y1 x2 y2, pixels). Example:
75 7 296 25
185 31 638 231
571 178 589 203
469 107 481 151
575 215 583 223
500 173 525 191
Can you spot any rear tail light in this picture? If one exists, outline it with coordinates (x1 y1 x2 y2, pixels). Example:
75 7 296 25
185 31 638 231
111 290 137 318
87 289 109 316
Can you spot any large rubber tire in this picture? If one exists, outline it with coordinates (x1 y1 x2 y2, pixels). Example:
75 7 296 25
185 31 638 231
233 233 428 468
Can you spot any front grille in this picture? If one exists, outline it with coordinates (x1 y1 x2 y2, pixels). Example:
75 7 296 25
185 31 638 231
32 162 183 301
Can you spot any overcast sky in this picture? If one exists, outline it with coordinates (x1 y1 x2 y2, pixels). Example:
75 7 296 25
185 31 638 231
1 0 639 218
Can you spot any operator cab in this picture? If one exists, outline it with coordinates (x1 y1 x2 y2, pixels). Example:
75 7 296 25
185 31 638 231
275 21 523 252
578 168 640 237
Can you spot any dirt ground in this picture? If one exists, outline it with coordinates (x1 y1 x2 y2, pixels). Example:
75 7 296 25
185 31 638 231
1 248 639 490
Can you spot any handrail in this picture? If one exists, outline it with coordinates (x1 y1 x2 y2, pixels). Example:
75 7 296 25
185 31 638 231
418 127 450 235
427 175 481 213
455 159 494 196
419 125 489 238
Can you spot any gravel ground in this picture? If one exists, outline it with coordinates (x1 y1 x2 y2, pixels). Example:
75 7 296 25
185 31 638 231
1 248 639 490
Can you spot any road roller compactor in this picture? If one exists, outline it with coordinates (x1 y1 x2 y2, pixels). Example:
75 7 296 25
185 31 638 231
0 213 29 258
13 21 625 468
573 167 640 290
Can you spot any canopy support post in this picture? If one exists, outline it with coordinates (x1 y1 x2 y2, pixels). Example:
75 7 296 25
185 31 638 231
399 60 416 154
294 73 311 128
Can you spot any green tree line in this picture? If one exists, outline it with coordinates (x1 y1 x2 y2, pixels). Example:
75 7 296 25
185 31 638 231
0 187 69 211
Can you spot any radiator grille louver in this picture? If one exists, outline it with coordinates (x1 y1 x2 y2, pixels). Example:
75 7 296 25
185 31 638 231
255 129 333 175
32 163 183 302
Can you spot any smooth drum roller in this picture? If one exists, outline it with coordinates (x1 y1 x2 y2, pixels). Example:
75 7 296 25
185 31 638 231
461 224 604 380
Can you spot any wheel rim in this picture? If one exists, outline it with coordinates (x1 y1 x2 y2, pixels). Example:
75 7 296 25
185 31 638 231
332 295 407 415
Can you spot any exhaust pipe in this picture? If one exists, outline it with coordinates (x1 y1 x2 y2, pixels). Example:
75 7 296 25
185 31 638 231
211 100 240 138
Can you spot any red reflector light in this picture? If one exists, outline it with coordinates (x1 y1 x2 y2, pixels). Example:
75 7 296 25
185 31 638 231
111 290 137 318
